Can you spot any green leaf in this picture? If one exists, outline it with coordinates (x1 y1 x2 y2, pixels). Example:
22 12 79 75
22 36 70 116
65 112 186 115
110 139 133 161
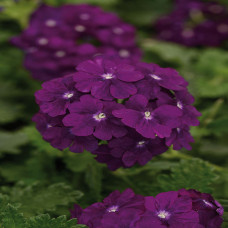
0 101 22 123
208 118 228 136
141 39 198 65
45 0 118 7
1 204 26 228
157 158 218 193
116 0 172 26
27 214 86 228
0 0 38 27
193 49 228 97
0 131 28 156
1 182 83 217
63 151 95 173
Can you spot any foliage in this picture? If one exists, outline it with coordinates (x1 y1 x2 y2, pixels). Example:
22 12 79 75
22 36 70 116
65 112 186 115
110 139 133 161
0 0 227 227
0 194 87 228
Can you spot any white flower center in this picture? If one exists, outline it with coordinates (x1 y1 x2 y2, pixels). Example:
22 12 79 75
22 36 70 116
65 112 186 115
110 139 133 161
137 141 146 147
203 200 213 208
38 38 48 45
217 24 228 33
182 29 194 38
177 101 183 109
119 49 130 58
80 13 90 20
55 51 66 58
47 124 52 128
144 111 152 120
177 128 181 133
102 73 114 80
107 205 119 213
63 92 74 99
150 74 161 80
157 210 170 219
113 27 124 35
45 19 57 27
93 112 106 121
74 25 86 32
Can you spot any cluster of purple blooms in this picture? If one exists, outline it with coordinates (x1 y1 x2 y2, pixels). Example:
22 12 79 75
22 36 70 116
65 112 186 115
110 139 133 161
33 55 201 170
71 188 224 228
155 0 228 47
11 4 141 81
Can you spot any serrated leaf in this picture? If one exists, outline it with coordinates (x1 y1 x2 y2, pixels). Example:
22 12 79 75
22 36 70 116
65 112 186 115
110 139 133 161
157 158 218 193
1 204 26 228
27 214 87 228
1 182 83 217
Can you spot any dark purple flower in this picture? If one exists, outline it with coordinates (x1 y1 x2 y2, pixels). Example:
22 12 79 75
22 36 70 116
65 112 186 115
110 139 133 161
96 22 137 47
155 0 228 47
32 112 98 153
71 189 223 227
35 75 81 117
135 62 188 94
134 191 199 228
71 188 145 228
63 95 127 140
92 145 126 170
166 126 194 150
178 189 224 228
73 56 144 100
156 90 201 126
113 94 182 139
11 4 141 81
108 130 168 167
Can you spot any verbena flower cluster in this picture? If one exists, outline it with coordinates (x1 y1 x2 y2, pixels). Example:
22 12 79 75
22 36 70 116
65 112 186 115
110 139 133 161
155 0 228 47
11 4 141 81
71 188 224 228
33 56 201 170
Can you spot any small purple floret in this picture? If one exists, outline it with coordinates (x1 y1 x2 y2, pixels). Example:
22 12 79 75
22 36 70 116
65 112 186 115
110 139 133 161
70 188 224 228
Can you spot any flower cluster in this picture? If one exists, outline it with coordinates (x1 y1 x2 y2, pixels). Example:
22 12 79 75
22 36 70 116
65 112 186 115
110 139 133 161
11 4 141 81
155 0 228 47
33 56 201 170
71 188 224 228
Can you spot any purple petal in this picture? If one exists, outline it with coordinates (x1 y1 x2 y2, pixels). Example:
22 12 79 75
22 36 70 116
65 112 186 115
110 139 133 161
110 80 137 99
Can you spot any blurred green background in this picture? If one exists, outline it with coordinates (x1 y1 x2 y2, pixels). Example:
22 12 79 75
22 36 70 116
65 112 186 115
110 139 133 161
0 0 228 227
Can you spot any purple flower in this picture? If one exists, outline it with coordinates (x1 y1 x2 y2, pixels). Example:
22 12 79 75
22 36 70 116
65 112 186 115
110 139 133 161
63 95 127 140
108 130 168 168
134 191 199 228
71 189 145 228
33 56 200 169
156 90 201 126
92 145 126 170
35 75 81 117
166 126 194 150
71 189 224 227
73 56 144 100
155 0 228 47
113 94 182 139
135 62 188 94
32 112 98 153
11 4 141 81
96 22 137 48
178 189 224 228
